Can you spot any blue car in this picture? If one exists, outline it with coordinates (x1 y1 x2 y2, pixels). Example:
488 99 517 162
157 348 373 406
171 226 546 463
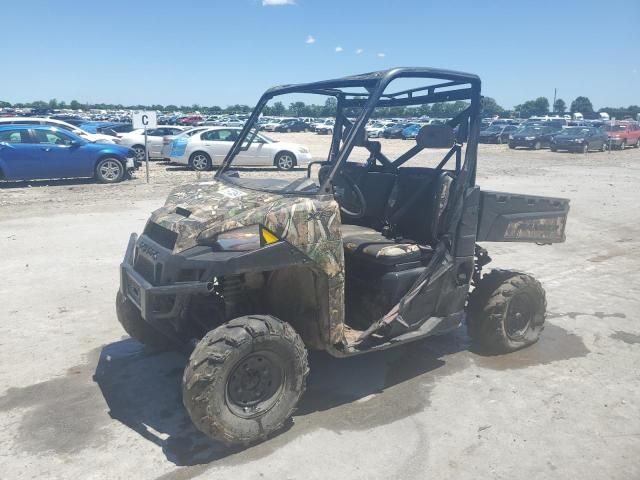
401 124 421 139
0 125 137 183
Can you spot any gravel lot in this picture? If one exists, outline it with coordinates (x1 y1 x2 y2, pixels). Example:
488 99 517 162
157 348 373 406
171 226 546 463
1 133 639 479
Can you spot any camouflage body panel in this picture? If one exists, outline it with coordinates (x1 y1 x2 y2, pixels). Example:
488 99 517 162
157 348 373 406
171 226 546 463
148 179 346 344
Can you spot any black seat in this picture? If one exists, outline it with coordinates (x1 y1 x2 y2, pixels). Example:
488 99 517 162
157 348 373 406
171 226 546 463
341 224 429 266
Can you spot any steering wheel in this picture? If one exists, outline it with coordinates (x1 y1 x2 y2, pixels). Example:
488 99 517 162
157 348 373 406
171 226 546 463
332 172 367 219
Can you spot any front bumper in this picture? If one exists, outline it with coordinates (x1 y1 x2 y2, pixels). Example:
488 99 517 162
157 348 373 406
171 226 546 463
120 233 210 323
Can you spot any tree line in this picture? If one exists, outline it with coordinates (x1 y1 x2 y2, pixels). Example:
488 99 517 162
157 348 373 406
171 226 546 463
0 96 638 120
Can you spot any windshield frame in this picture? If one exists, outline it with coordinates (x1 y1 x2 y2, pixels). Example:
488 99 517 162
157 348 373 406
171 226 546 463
214 68 482 196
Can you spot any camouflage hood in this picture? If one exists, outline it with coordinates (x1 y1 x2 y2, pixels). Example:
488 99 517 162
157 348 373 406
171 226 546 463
149 179 342 254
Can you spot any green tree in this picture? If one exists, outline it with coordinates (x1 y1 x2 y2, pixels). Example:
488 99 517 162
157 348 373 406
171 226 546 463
48 98 59 109
69 100 81 110
271 101 286 116
570 96 594 115
0 100 11 108
514 97 549 118
553 98 566 113
481 97 504 117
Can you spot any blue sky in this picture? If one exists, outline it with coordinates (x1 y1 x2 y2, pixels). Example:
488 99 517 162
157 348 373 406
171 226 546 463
2 0 638 109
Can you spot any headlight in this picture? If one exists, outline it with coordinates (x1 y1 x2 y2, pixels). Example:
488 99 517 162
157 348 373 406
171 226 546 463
197 225 279 251
298 147 309 153
525 136 535 141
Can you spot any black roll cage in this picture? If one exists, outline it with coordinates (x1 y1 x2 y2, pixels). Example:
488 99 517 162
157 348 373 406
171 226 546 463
215 67 482 191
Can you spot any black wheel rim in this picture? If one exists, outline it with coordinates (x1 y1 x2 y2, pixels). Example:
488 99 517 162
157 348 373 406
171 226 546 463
226 351 284 418
505 294 533 340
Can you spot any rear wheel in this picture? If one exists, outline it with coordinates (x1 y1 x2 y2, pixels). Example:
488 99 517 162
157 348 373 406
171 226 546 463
190 151 212 171
533 141 541 150
131 145 146 161
550 146 557 152
582 143 589 154
95 157 124 183
497 136 503 144
508 143 515 149
467 269 546 353
182 315 308 446
275 151 296 170
619 140 626 150
600 141 608 152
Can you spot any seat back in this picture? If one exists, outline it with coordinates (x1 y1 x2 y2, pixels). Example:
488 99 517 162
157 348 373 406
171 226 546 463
387 168 453 245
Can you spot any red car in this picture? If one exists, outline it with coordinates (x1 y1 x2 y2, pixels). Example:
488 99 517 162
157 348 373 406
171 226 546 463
602 121 640 150
178 115 204 126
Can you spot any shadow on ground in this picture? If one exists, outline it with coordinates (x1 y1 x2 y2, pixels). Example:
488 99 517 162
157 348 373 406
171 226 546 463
92 331 471 467
0 177 97 188
92 321 589 468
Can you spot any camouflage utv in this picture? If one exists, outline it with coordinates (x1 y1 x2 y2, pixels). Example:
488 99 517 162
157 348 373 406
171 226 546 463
116 68 569 446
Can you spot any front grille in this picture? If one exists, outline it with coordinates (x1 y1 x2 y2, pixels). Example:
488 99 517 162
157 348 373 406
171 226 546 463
144 222 178 250
134 254 155 284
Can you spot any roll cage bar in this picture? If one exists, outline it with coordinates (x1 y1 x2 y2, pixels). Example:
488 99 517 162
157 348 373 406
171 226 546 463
215 67 482 190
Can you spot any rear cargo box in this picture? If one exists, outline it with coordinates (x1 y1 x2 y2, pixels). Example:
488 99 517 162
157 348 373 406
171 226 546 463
477 190 569 243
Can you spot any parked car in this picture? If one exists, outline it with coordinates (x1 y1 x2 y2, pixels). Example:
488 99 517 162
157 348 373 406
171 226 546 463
160 126 213 158
479 125 518 144
549 127 609 153
262 118 291 132
383 123 415 139
116 126 187 160
218 117 244 127
401 123 421 139
601 122 640 150
0 117 116 143
169 127 312 171
0 125 136 183
311 118 334 133
274 119 309 133
366 121 394 138
508 125 560 150
178 115 204 126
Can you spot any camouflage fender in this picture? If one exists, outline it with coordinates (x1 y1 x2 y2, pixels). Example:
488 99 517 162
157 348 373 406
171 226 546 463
149 179 346 345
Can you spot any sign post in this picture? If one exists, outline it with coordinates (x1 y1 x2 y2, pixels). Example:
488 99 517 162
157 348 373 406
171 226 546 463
609 117 615 154
132 111 157 183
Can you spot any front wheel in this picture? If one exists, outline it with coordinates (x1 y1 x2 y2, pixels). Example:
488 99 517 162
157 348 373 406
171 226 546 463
600 142 608 152
497 136 503 144
508 143 515 149
582 143 589 154
182 315 308 446
533 141 541 150
95 157 124 183
550 146 557 152
115 291 172 350
467 269 546 353
275 151 296 170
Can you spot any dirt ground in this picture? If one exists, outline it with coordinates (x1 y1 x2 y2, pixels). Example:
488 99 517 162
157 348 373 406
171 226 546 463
1 133 639 479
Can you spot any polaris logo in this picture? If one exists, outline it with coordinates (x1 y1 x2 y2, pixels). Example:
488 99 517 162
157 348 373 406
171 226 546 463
138 241 159 260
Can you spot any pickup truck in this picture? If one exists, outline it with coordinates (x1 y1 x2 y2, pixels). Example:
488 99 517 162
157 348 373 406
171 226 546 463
603 121 640 150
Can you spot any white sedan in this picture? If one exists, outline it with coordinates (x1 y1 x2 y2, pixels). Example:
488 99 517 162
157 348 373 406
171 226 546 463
169 127 312 171
116 126 187 160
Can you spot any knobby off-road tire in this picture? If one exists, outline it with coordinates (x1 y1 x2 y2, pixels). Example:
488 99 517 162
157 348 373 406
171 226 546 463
115 291 172 350
467 269 546 353
182 315 308 446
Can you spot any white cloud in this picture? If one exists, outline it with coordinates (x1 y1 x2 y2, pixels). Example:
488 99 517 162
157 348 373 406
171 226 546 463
305 35 315 44
377 52 386 57
335 46 343 52
262 0 295 5
355 48 363 54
